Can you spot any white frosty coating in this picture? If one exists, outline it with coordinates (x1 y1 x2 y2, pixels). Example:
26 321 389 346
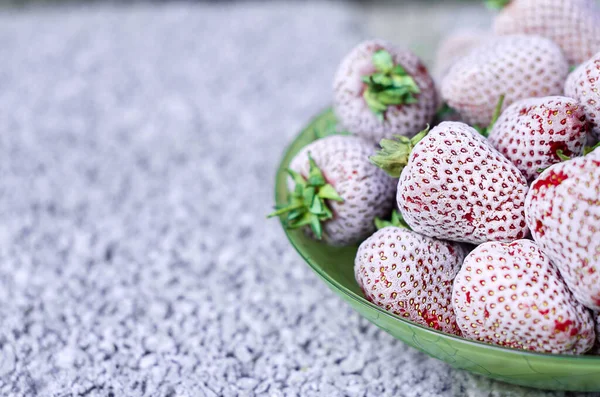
398 122 529 245
433 29 491 81
494 0 600 66
525 155 600 310
565 52 600 140
289 135 397 246
488 96 588 182
453 240 595 354
441 35 569 127
333 40 438 144
355 227 465 335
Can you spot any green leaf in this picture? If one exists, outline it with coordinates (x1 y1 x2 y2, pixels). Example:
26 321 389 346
374 210 411 230
309 196 324 215
364 89 388 115
370 127 429 178
375 217 394 230
391 210 401 225
371 73 392 86
372 49 395 73
484 0 511 10
362 49 421 120
288 207 306 221
403 95 419 105
435 102 455 119
267 203 304 218
555 149 571 161
476 95 505 137
303 186 316 208
288 211 313 228
269 149 345 241
287 169 306 186
318 184 344 201
391 75 420 93
489 94 505 128
307 153 326 186
293 183 304 198
392 64 408 75
309 214 323 240
321 205 333 219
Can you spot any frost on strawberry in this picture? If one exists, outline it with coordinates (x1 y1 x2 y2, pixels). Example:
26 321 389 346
441 35 569 127
453 240 595 354
488 96 588 182
489 0 600 66
270 135 396 246
355 211 465 335
525 153 600 310
565 52 600 141
333 40 437 144
372 122 529 245
434 29 490 81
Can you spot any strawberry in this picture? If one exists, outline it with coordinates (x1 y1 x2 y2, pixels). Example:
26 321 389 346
565 52 600 141
355 211 465 335
488 0 600 66
525 151 600 310
434 29 490 81
270 135 396 246
441 35 569 127
333 40 437 144
452 240 595 354
488 96 588 182
371 122 529 245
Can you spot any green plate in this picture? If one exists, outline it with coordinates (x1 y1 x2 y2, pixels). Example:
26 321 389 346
275 109 600 392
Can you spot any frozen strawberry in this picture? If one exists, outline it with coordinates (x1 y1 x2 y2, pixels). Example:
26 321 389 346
333 40 437 144
270 135 396 246
488 0 600 66
565 52 600 141
488 96 588 182
355 211 465 335
525 152 600 310
434 29 491 81
441 35 569 127
453 240 595 354
371 122 529 245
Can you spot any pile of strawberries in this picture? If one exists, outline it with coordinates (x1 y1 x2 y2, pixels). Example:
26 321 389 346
272 0 600 355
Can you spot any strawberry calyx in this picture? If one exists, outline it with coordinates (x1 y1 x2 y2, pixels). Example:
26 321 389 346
375 210 411 230
475 94 505 137
362 49 421 121
484 0 511 10
435 102 455 119
370 126 430 178
268 153 343 240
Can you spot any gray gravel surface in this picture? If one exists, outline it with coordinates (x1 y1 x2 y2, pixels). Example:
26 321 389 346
0 2 598 396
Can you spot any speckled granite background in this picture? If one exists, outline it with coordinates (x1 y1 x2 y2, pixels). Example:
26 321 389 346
0 2 598 397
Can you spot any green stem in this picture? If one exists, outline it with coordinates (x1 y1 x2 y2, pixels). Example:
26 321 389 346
476 95 505 137
555 149 571 162
375 210 411 230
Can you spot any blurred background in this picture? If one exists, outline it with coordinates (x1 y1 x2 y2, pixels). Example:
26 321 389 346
1 0 490 68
